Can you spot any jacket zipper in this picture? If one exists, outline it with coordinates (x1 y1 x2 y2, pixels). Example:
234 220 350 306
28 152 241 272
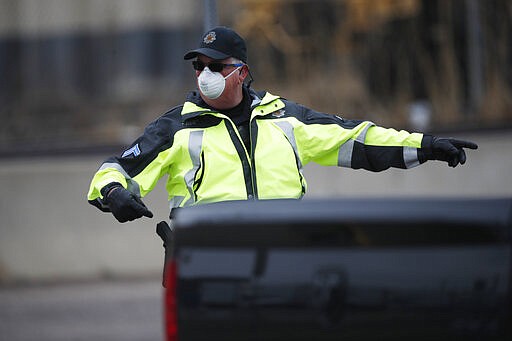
186 100 264 200
249 117 258 199
224 118 255 200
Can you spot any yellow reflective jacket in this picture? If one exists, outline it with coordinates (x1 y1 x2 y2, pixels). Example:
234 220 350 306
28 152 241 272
88 88 424 210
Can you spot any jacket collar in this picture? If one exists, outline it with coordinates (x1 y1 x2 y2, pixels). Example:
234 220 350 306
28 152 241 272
181 87 277 121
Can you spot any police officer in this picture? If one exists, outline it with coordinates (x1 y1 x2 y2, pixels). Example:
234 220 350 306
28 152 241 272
87 26 478 223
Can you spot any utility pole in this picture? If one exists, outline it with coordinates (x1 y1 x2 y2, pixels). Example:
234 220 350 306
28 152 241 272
203 0 218 31
466 0 483 117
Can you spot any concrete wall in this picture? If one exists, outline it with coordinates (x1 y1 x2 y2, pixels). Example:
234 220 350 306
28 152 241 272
1 131 511 283
304 131 512 198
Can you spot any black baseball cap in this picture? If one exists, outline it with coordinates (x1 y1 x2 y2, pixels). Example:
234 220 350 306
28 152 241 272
184 26 247 63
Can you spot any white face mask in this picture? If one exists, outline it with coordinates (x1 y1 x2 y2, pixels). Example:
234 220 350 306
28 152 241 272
198 66 241 100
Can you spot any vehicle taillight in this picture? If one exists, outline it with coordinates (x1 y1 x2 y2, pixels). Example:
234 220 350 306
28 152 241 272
163 259 178 341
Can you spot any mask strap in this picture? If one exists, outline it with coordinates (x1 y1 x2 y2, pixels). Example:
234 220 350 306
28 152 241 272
224 66 242 80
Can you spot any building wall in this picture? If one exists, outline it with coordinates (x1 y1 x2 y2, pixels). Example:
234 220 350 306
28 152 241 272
0 0 198 36
0 131 511 283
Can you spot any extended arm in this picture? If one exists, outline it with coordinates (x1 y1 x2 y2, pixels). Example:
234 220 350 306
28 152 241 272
87 110 181 222
289 103 477 171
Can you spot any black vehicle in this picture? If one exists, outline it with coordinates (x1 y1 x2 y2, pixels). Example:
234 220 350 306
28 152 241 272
159 198 512 341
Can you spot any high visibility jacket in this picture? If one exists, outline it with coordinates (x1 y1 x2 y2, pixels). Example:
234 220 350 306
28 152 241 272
87 88 424 211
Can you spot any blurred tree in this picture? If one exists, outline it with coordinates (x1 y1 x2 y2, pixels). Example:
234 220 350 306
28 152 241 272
229 0 511 130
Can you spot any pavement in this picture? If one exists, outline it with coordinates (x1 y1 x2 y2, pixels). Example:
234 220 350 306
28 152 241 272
0 278 164 341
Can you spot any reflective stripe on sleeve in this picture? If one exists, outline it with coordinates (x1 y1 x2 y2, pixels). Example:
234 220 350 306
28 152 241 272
337 122 374 168
403 146 420 169
99 162 141 197
338 139 354 167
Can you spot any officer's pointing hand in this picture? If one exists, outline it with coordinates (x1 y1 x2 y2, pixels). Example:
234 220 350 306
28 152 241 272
422 136 478 167
104 184 153 223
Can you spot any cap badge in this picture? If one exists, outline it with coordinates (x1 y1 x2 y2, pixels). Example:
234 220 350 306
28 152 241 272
203 31 216 44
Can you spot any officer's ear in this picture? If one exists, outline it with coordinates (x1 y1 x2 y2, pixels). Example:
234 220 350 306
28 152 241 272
239 65 249 80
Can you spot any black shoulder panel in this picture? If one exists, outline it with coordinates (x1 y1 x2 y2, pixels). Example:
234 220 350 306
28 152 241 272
281 99 364 129
115 105 185 177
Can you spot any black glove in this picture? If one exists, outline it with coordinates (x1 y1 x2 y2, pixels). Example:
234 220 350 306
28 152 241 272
420 135 478 167
102 183 153 223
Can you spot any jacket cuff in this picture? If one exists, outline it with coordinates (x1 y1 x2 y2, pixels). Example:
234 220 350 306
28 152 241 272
100 182 123 199
418 135 434 163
